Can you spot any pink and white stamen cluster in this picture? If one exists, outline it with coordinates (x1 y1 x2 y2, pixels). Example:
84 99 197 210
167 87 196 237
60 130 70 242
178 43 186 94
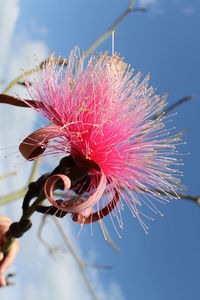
23 48 182 234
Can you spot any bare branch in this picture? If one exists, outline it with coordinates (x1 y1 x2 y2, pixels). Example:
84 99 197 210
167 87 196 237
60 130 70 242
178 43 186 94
144 187 200 206
39 214 116 300
0 171 16 180
53 217 99 300
3 68 37 94
17 81 32 87
38 215 62 256
128 0 135 10
5 273 16 286
0 159 40 206
85 263 112 270
0 188 27 206
101 221 120 253
80 0 136 62
2 57 67 94
177 192 200 205
133 7 148 12
165 95 195 114
28 159 41 184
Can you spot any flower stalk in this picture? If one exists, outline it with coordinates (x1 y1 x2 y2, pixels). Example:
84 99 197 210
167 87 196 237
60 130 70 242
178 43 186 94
2 192 45 255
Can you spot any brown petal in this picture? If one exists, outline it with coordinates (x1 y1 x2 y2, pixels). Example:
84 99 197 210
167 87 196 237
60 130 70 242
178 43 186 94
0 94 36 108
44 174 71 208
44 172 107 213
72 190 120 224
19 125 62 160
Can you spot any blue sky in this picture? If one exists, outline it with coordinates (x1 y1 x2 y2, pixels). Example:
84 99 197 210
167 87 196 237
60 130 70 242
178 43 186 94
0 0 200 299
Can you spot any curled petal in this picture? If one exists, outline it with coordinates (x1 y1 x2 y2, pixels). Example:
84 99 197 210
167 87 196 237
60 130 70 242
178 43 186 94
0 94 37 107
72 190 120 224
44 174 72 207
19 125 62 160
44 172 107 213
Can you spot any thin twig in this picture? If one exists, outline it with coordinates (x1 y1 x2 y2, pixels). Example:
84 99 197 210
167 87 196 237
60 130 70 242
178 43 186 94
0 188 27 206
133 7 148 12
28 159 41 184
146 188 200 206
79 0 136 63
53 217 99 300
3 69 36 94
2 58 67 94
0 171 16 180
38 215 62 256
5 273 16 286
177 192 200 205
85 263 112 270
48 193 120 252
38 216 113 270
0 160 40 206
101 221 120 253
17 81 32 87
165 95 194 114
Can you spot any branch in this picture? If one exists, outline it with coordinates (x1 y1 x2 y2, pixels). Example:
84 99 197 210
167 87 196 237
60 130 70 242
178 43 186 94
0 188 27 206
177 192 200 205
2 58 67 94
80 0 136 62
0 160 41 206
0 171 16 180
17 81 32 87
28 159 41 184
85 263 112 270
53 217 99 300
165 95 194 114
133 7 148 12
100 221 120 253
38 215 62 256
146 188 200 206
3 68 36 94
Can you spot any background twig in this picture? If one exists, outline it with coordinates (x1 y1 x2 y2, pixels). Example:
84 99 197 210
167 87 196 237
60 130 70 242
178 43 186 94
80 0 136 62
53 217 99 300
165 95 194 114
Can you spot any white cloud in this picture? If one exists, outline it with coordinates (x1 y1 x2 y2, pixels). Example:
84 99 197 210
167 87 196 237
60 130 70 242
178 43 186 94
0 39 48 195
30 19 48 36
182 5 196 15
0 0 20 79
7 40 48 80
0 2 124 300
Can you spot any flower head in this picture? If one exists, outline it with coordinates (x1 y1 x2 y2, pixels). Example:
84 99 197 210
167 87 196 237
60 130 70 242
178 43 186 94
9 49 181 232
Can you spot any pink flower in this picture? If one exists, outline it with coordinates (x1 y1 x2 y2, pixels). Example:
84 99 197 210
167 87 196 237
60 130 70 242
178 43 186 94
0 49 181 233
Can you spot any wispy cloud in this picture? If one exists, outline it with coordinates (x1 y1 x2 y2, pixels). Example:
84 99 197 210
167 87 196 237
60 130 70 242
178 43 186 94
30 19 49 37
137 0 199 15
0 0 20 79
182 4 196 15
